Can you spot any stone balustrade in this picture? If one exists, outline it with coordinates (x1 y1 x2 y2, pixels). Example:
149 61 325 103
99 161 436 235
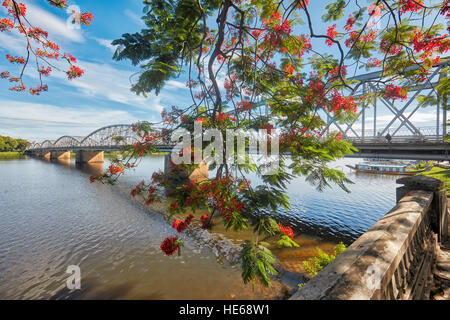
290 175 447 300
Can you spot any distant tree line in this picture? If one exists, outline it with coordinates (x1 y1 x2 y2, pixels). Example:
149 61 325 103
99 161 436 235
0 136 30 152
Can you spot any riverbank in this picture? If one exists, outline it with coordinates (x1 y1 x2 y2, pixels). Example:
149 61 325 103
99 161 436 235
420 166 450 193
0 152 26 159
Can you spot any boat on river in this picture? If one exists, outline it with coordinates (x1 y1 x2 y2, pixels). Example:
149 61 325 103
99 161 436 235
347 160 416 175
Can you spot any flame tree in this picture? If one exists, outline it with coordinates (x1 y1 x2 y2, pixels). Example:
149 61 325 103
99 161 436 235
0 0 92 94
4 0 448 287
104 0 449 287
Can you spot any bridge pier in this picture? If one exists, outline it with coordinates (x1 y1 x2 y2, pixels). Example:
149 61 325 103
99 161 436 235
39 151 50 159
50 150 71 160
75 150 104 163
163 154 209 183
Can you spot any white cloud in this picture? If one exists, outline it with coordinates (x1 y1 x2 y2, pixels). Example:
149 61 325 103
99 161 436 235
124 9 145 27
24 3 84 43
0 99 139 141
55 60 165 111
92 37 118 53
166 80 187 90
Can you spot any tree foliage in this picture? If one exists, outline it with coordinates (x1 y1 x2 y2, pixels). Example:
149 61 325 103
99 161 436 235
0 0 93 94
97 0 448 286
0 135 29 152
303 242 346 277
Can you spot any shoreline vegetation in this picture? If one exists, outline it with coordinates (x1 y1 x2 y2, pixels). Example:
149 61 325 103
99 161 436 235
0 151 26 159
420 166 450 193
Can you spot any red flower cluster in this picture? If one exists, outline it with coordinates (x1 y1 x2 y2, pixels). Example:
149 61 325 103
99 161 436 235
172 214 193 233
200 214 209 229
251 29 263 39
237 100 252 112
345 15 355 32
28 27 49 40
66 65 84 80
329 90 357 114
9 84 25 92
48 0 67 8
44 41 59 52
63 53 77 63
38 66 52 77
412 30 449 57
0 71 9 78
283 63 294 75
382 84 408 101
0 18 13 32
379 39 402 55
216 112 236 123
2 0 26 17
399 0 424 14
326 24 337 46
366 58 381 68
262 13 292 49
6 55 25 64
80 12 94 26
345 31 360 48
160 237 179 255
108 165 124 175
278 222 294 239
130 180 145 198
36 48 59 60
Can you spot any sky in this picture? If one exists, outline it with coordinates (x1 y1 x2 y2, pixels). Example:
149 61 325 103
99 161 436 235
0 0 445 142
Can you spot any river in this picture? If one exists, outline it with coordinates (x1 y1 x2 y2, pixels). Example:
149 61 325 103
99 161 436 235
0 156 398 299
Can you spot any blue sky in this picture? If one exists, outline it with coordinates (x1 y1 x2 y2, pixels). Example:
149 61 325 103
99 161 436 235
0 0 443 142
0 0 191 141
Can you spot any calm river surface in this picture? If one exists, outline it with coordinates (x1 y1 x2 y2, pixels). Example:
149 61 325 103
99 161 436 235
0 156 397 299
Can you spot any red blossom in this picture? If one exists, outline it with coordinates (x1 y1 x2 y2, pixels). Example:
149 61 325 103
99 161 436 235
345 15 355 32
160 237 179 256
6 54 25 64
283 63 294 75
66 65 84 80
0 18 13 32
108 165 124 175
200 214 209 229
277 222 294 239
251 29 263 38
399 0 424 14
326 24 337 46
382 84 408 101
48 0 67 8
38 66 52 77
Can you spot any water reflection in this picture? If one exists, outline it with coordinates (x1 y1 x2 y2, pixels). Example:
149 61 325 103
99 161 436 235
0 156 400 299
75 162 104 176
0 158 288 299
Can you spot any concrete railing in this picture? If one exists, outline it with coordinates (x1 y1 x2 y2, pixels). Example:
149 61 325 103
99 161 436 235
291 175 447 300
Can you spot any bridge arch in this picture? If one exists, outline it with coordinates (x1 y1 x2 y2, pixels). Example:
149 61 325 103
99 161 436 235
79 124 138 148
40 140 54 149
53 136 81 149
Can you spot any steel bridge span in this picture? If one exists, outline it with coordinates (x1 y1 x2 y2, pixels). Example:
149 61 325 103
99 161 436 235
26 123 449 161
28 60 450 161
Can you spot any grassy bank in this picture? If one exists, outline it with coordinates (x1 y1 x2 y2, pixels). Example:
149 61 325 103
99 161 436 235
419 166 450 193
0 152 26 159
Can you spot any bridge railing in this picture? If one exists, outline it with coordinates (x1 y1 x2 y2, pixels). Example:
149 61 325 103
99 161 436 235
346 135 446 144
290 175 447 300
